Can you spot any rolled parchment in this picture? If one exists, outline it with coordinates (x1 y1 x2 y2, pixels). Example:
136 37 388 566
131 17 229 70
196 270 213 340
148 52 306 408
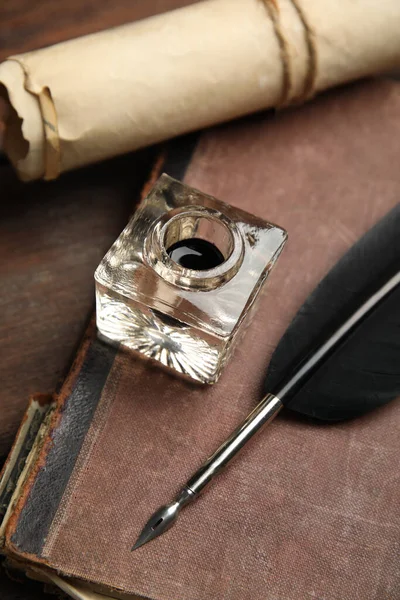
1 0 400 181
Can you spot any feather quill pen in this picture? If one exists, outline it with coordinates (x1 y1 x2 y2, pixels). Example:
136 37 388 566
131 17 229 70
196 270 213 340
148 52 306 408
133 205 400 549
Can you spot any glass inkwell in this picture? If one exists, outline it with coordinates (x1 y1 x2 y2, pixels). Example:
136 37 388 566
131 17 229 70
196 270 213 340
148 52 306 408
95 174 287 383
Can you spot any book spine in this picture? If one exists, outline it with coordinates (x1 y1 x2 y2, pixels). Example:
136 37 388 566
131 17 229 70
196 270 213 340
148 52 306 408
0 395 55 543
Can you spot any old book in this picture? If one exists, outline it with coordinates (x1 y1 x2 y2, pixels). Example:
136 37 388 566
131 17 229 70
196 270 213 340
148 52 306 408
1 79 400 600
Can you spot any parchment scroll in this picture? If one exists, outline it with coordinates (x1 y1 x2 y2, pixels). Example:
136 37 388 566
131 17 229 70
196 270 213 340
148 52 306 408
1 0 400 181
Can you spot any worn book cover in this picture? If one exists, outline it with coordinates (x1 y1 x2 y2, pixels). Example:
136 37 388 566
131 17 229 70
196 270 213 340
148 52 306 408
1 79 400 600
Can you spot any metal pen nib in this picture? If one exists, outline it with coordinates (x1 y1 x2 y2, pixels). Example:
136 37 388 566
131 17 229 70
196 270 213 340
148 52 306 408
132 487 195 550
132 394 282 551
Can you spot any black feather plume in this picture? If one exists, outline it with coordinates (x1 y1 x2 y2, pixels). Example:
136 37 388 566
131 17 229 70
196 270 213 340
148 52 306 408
264 205 400 421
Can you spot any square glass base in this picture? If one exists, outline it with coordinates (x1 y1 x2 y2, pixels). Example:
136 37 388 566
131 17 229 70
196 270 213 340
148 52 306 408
95 174 287 384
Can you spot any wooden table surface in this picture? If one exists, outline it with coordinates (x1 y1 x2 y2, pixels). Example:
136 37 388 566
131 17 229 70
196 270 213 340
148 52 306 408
0 2 194 598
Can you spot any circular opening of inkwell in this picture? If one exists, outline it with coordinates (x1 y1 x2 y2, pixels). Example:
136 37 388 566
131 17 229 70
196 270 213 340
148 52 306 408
165 215 231 271
167 239 224 271
147 207 244 291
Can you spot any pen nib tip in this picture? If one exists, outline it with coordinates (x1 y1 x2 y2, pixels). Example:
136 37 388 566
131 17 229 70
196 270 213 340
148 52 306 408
131 501 180 551
131 538 146 552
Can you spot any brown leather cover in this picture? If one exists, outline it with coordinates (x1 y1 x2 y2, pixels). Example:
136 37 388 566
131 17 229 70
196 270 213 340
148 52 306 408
3 79 400 600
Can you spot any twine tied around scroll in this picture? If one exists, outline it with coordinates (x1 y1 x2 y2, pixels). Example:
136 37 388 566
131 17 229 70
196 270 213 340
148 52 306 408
261 0 317 107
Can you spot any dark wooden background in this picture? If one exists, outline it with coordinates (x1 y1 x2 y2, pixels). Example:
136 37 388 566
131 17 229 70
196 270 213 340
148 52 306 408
0 2 194 598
